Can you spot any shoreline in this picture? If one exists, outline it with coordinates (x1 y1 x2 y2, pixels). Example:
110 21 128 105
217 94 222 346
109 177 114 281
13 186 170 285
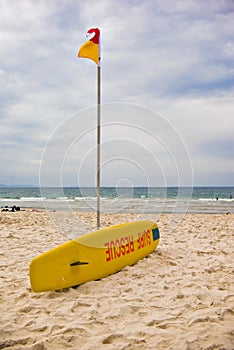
1 197 233 215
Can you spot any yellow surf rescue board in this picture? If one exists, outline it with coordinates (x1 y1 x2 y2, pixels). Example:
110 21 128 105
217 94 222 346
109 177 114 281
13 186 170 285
29 220 160 292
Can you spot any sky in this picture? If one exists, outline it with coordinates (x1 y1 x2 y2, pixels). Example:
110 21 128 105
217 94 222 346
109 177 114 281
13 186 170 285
0 0 233 187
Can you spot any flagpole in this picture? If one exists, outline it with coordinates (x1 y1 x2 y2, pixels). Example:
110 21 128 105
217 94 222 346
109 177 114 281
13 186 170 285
97 62 101 229
78 27 101 229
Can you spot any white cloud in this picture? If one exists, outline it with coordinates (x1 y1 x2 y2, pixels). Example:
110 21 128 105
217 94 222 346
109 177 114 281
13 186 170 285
0 0 233 186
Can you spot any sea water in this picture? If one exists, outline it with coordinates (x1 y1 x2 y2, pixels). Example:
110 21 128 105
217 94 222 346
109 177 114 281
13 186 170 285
0 187 233 214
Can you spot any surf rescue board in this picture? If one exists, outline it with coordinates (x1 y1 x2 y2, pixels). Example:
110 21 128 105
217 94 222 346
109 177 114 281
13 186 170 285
30 220 160 292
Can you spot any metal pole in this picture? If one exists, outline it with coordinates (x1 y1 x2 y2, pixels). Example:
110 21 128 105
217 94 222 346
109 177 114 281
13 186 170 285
97 64 101 229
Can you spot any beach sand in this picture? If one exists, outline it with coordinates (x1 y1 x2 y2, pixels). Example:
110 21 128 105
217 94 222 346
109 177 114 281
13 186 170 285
0 210 233 350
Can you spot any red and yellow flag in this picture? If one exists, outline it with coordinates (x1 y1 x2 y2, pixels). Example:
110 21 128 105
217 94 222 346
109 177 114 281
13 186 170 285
78 28 100 65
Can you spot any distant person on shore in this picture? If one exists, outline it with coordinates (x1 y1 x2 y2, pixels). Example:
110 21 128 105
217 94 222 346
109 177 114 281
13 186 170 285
1 205 20 212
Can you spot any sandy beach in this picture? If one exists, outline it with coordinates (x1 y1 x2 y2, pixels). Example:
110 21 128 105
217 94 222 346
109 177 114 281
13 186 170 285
0 210 233 350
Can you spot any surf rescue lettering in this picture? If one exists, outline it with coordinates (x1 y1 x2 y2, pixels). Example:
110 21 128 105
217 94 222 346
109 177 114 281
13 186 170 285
104 236 134 262
137 230 151 249
104 230 151 262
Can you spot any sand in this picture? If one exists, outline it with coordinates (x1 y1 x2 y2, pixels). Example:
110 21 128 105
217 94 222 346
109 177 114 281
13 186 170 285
0 210 233 350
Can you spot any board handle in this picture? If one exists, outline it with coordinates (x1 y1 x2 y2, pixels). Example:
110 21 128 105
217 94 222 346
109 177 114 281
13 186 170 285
70 261 89 266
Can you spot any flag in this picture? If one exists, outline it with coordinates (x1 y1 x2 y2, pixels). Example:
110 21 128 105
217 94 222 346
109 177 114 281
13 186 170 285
78 28 100 65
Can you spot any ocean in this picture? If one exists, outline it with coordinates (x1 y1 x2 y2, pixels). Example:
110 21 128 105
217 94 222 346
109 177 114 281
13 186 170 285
0 187 233 214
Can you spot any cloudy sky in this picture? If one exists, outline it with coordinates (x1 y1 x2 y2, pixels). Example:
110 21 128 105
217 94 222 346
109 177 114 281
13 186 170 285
0 0 233 187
